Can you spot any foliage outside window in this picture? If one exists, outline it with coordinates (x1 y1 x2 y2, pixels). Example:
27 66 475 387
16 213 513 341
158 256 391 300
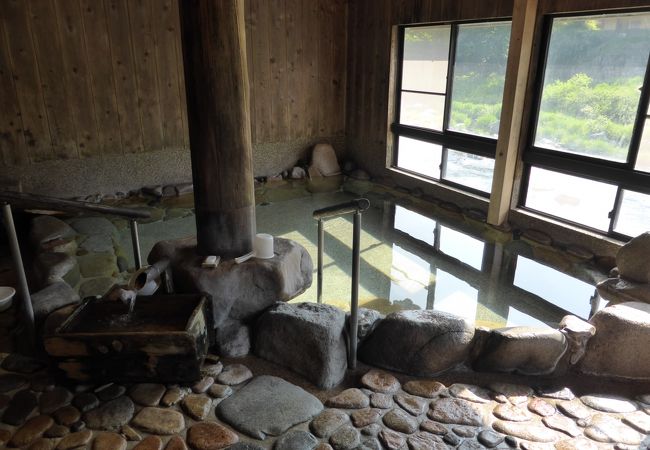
392 20 512 196
523 12 650 238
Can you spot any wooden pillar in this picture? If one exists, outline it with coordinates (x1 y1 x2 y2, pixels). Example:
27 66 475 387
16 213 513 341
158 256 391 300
487 0 538 226
179 0 255 258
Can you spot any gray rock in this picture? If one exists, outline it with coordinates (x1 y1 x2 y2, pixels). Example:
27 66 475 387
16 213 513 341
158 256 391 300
492 420 560 443
407 431 446 450
80 234 115 253
131 407 185 435
73 392 99 412
255 302 347 389
31 281 80 327
39 386 73 414
394 393 428 416
326 389 369 409
580 394 637 413
275 430 318 449
360 369 400 394
473 327 567 375
216 364 253 385
148 237 312 326
329 425 360 450
77 252 117 278
378 428 405 449
350 408 382 428
616 232 650 283
579 302 650 380
175 182 194 195
129 384 166 406
359 310 474 376
30 215 76 250
428 398 485 427
229 444 265 450
83 396 134 431
141 185 163 197
621 411 650 434
543 415 582 437
217 375 323 439
69 217 118 237
382 408 418 434
403 380 445 398
213 319 251 357
351 308 383 343
369 392 392 409
597 277 650 305
1 353 46 373
559 315 595 365
311 409 349 438
584 414 642 445
162 185 176 197
478 429 505 448
349 169 370 181
34 252 80 288
79 277 116 298
557 399 592 420
2 389 37 425
310 143 341 177
290 167 307 179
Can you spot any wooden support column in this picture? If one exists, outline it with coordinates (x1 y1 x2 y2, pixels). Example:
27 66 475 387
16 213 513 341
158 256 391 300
179 0 255 258
487 0 539 226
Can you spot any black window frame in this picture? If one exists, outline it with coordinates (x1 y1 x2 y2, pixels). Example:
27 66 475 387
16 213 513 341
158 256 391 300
520 9 650 240
391 18 512 198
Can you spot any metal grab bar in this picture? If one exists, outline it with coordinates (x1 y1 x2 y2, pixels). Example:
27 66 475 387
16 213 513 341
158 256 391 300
313 198 370 370
1 190 153 354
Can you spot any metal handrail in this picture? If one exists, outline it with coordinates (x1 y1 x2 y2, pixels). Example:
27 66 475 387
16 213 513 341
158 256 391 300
313 198 369 370
1 190 152 354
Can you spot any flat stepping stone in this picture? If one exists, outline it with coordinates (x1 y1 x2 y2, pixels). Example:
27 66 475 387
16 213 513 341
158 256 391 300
382 408 418 434
57 429 93 449
83 396 134 431
40 387 73 414
543 415 581 437
131 407 185 435
477 429 505 448
73 392 100 412
217 364 253 385
182 394 212 420
488 383 532 405
361 370 400 394
394 393 427 416
580 394 637 413
133 436 163 450
187 422 238 450
217 375 323 439
53 405 81 426
584 414 642 445
311 409 349 438
3 389 38 425
528 398 556 417
403 380 445 398
329 425 360 450
93 432 127 450
275 430 319 450
407 431 446 450
326 389 369 409
0 373 27 392
378 428 405 450
557 400 592 420
428 398 484 426
350 408 382 428
10 415 54 447
493 403 532 422
449 384 492 404
161 387 188 406
164 435 188 450
492 420 559 443
369 393 392 409
208 384 232 399
130 384 166 406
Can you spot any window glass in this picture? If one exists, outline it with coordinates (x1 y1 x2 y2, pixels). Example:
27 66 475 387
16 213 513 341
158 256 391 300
402 26 450 93
614 190 650 237
636 119 650 173
534 13 650 161
443 149 494 193
396 137 442 179
448 22 511 138
399 92 445 130
525 167 617 231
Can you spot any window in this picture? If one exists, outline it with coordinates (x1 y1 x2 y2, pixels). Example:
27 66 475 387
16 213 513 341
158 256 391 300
522 12 650 237
392 20 512 196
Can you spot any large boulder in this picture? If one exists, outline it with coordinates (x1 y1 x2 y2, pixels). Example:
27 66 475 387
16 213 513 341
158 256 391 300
31 282 80 329
254 302 347 389
597 277 650 305
579 302 650 380
34 252 80 289
472 327 567 375
358 310 474 376
30 216 76 251
148 236 312 328
616 232 650 283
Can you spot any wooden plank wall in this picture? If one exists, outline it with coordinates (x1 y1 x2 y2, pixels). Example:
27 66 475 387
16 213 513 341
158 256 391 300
0 0 347 168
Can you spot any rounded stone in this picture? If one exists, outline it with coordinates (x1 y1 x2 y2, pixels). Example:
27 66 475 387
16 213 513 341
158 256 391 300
161 387 188 407
73 392 100 412
492 420 559 443
329 425 360 450
453 426 476 438
407 431 445 450
208 384 233 399
216 364 253 385
27 437 56 450
579 394 638 413
378 428 405 450
369 393 392 409
164 435 188 450
488 383 532 405
477 429 505 448
543 415 581 437
44 424 69 438
131 407 185 435
403 380 445 398
182 394 212 420
120 424 142 441
274 430 318 450
10 415 54 447
394 393 428 416
187 422 239 450
584 414 642 445
57 429 93 450
95 383 126 402
133 435 163 450
449 384 492 404
53 405 81 426
311 409 349 438
350 408 382 428
360 370 400 394
192 376 215 394
93 431 127 450
326 388 369 409
383 408 418 434
202 362 224 378
557 400 592 420
493 403 533 422
420 419 448 435
528 398 556 417
129 383 166 406
83 396 134 431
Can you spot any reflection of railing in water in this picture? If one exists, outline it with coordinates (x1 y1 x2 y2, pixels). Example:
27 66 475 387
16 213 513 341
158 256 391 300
0 190 152 353
313 198 370 370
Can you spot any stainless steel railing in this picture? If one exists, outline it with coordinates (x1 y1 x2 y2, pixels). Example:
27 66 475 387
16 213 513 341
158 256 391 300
313 198 370 369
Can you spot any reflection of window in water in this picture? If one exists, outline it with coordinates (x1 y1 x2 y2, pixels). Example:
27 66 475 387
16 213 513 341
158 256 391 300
438 225 485 270
394 205 436 245
506 306 552 329
389 244 429 309
433 270 478 324
513 256 599 319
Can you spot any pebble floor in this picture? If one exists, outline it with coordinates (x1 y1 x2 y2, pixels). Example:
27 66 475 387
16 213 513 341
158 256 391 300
0 351 649 450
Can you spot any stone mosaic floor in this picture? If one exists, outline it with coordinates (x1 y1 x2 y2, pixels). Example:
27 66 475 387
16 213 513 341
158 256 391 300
0 351 648 449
